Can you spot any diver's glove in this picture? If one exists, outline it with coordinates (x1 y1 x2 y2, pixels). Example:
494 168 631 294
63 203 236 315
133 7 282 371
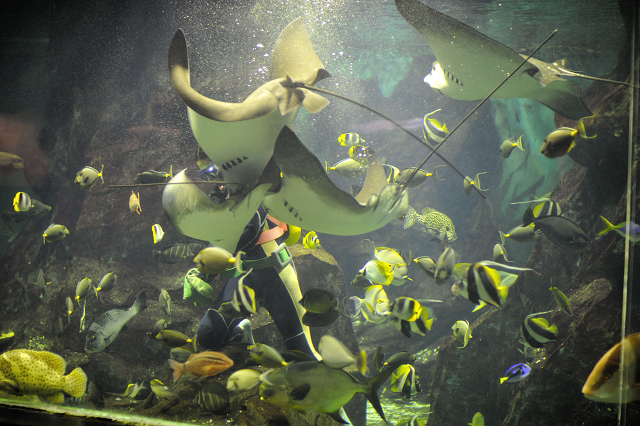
183 268 217 305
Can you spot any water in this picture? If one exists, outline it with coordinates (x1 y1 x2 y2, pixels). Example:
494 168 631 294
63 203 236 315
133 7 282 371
0 0 637 425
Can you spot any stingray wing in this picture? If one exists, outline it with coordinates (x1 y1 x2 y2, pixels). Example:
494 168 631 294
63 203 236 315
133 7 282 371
395 0 591 119
269 17 331 85
162 169 271 251
263 127 408 235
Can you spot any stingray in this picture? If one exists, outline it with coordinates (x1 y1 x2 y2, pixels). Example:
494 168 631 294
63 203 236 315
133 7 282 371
168 18 330 191
395 0 593 120
162 169 274 252
263 127 408 235
162 127 408 246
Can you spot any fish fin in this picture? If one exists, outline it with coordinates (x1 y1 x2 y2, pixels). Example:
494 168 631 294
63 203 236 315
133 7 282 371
133 291 147 314
356 350 368 375
300 88 330 113
597 216 616 235
499 231 506 246
288 384 311 401
516 135 525 151
365 367 396 423
64 367 88 398
577 116 597 139
168 359 184 382
424 317 434 331
548 324 558 334
327 410 349 424
432 165 446 181
442 123 449 132
46 392 65 404
471 301 487 312
500 377 509 384
169 164 173 178
403 206 417 229
497 285 509 303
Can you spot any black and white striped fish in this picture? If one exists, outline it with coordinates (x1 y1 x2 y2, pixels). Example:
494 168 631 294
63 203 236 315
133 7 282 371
520 310 558 348
391 364 421 398
152 243 205 264
457 263 508 308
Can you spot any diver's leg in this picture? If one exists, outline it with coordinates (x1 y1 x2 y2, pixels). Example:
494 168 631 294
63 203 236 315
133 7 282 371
197 278 254 350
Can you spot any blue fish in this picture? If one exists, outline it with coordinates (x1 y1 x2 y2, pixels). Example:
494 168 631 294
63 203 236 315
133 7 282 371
598 216 640 242
500 363 531 384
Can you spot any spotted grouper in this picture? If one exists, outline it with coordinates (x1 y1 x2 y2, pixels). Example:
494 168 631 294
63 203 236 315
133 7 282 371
0 349 87 403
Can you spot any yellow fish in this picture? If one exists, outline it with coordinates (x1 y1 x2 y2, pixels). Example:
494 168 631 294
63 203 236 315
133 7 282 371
129 191 141 214
303 231 321 249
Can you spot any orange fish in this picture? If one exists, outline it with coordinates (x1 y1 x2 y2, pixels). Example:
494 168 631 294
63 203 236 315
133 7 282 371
167 351 233 381
129 191 141 214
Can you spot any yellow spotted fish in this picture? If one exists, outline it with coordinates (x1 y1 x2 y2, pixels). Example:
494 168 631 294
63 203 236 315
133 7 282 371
403 206 457 242
0 349 87 403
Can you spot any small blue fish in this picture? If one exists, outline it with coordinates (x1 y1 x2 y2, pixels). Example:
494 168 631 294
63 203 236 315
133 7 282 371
500 363 531 384
598 216 640 242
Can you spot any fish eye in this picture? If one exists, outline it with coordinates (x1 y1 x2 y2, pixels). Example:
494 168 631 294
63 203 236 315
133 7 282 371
262 389 275 398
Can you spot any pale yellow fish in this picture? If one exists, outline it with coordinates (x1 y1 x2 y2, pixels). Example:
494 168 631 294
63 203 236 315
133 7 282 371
129 191 141 214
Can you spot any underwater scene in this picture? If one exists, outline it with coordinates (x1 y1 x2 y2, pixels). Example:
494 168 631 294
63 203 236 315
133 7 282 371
0 0 639 425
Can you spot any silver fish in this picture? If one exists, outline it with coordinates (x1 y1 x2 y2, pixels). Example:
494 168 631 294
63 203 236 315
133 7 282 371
85 291 147 353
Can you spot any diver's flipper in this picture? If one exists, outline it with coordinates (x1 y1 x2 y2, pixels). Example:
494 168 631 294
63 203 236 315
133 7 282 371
162 169 271 251
168 19 329 190
263 127 408 235
395 0 592 119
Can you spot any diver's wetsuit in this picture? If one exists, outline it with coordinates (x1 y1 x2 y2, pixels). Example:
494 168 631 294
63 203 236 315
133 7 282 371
197 207 318 359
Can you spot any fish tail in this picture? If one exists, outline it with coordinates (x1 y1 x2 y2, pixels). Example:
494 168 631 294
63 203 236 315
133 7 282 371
99 165 105 183
499 231 506 246
432 165 446 181
498 285 509 304
64 367 88 398
364 367 396 423
169 164 173 178
168 358 185 382
152 250 160 260
577 116 597 139
597 216 616 235
424 316 434 331
516 135 525 151
403 206 417 229
132 291 147 314
324 161 330 173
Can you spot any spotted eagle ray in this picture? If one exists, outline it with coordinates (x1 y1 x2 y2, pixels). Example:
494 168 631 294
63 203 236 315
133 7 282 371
168 18 330 192
162 127 408 250
395 0 593 120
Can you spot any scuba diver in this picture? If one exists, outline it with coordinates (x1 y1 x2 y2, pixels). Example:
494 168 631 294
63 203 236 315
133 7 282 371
187 162 320 360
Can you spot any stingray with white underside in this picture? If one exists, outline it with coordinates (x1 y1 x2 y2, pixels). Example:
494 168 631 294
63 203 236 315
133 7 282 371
395 0 600 120
164 19 409 249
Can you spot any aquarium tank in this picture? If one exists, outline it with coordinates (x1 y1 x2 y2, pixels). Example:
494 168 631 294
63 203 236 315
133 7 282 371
0 0 639 425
